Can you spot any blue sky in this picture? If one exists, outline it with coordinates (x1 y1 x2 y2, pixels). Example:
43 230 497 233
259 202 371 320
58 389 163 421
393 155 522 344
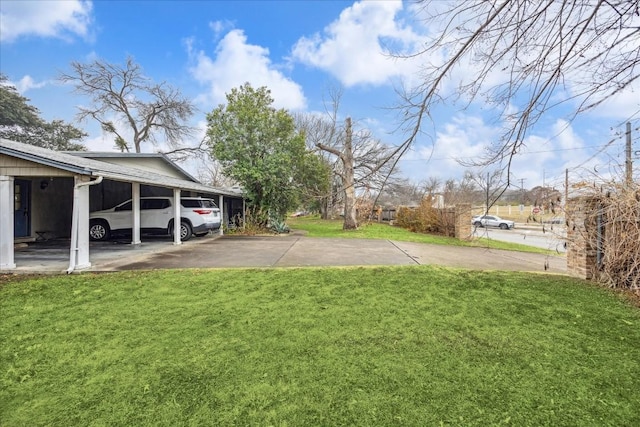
1 0 638 190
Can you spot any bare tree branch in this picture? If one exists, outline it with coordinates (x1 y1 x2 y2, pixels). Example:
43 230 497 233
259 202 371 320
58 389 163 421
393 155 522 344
396 0 640 185
59 56 196 153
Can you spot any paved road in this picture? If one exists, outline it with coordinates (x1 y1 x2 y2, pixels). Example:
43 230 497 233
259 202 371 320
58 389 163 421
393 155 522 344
473 226 567 253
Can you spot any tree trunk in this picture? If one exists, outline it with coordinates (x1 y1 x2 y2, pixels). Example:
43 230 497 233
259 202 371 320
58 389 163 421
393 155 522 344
342 117 357 230
319 196 329 220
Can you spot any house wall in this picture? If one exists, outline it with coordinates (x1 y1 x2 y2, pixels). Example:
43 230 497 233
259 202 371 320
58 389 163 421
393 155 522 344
1 156 76 240
0 155 74 177
89 181 179 211
31 177 75 238
225 198 244 227
90 157 188 179
90 180 132 211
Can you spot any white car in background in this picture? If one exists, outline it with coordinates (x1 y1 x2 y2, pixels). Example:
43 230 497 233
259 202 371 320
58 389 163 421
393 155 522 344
89 197 221 241
472 215 515 230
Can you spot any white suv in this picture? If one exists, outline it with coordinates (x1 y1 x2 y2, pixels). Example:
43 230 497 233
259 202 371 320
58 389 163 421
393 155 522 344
472 215 515 230
89 197 221 242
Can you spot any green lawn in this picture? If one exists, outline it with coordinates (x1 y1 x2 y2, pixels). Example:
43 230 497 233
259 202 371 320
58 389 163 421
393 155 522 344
288 216 557 255
2 267 638 426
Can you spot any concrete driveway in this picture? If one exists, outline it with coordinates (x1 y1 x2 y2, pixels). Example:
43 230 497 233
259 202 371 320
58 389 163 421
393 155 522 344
121 235 565 273
12 232 566 273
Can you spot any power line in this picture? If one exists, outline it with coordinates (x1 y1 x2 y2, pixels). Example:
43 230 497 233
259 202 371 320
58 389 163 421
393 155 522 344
399 140 626 162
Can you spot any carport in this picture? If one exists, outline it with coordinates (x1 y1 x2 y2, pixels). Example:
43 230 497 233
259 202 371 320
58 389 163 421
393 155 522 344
0 138 242 272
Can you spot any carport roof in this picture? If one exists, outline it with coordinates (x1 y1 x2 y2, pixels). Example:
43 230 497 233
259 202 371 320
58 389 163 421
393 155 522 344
67 151 200 182
1 138 242 197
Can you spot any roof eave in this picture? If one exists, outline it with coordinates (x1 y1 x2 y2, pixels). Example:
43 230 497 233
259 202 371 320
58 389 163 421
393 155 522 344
1 145 92 175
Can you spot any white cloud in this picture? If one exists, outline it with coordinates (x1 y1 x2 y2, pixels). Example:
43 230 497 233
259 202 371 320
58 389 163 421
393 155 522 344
397 115 591 188
83 134 116 152
291 0 423 87
208 20 234 40
586 80 640 121
0 0 93 43
553 120 584 154
188 29 306 111
399 114 497 181
14 75 49 93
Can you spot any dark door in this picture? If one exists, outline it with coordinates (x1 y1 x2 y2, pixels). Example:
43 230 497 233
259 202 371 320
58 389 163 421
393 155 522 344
14 179 31 238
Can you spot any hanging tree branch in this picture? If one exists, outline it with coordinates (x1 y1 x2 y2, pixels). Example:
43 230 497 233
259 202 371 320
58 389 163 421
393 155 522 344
395 0 640 187
60 56 196 153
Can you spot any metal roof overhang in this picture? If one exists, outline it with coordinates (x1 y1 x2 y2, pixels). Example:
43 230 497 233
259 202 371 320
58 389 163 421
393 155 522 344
1 138 242 197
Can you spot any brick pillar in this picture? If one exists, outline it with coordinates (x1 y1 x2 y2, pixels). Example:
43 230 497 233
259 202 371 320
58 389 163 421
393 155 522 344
566 197 599 280
455 203 472 240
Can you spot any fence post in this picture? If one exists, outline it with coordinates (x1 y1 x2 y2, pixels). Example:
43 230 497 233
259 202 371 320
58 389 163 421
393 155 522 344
566 197 600 280
455 204 472 240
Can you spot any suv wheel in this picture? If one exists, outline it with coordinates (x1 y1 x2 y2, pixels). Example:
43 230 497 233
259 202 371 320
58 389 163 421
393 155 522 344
473 221 482 227
171 220 193 242
499 223 509 230
89 220 111 241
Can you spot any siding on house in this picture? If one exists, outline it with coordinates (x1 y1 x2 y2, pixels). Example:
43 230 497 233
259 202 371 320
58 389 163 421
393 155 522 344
0 155 75 177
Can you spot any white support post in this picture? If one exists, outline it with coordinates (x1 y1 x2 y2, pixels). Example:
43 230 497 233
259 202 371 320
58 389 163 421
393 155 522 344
0 176 16 270
173 188 181 245
67 175 102 274
131 182 141 245
218 194 224 236
74 176 92 270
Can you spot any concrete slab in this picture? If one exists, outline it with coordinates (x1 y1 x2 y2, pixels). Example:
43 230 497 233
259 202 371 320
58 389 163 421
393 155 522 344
120 235 299 270
12 236 218 273
10 233 567 274
391 241 566 273
276 237 417 267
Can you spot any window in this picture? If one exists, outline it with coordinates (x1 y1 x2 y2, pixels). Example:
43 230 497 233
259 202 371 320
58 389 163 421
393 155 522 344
201 200 218 209
115 201 132 211
181 199 217 208
14 184 21 211
181 199 200 208
142 198 170 210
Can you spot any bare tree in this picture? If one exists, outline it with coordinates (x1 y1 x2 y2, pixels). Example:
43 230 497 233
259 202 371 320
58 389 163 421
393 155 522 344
296 91 399 229
442 173 482 206
60 57 196 153
467 169 507 214
398 0 640 185
374 178 425 207
421 176 442 199
196 158 237 188
295 111 338 218
162 134 211 162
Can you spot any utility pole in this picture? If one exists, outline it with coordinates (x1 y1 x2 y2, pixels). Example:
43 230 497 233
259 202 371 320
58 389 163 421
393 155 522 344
626 122 633 187
565 168 569 208
542 169 547 212
519 178 526 216
485 171 490 215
